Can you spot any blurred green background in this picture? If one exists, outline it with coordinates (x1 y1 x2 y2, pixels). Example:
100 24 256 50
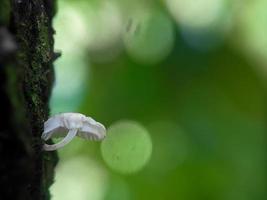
49 0 267 199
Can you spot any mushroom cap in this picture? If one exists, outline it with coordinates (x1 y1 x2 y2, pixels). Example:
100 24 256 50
42 113 106 141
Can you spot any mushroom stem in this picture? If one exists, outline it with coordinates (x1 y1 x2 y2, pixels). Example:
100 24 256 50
43 129 78 151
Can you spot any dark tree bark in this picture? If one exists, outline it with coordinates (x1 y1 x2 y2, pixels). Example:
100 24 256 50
0 0 58 199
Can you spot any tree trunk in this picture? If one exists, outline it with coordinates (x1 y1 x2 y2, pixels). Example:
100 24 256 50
0 0 58 199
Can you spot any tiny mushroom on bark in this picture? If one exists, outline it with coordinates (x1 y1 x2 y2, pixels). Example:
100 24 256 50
41 113 106 151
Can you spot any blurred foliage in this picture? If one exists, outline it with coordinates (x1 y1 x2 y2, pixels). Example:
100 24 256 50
50 0 267 199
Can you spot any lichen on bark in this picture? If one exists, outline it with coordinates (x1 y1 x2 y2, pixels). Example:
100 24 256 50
0 0 58 199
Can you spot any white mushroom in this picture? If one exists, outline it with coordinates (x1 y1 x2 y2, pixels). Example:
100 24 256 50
42 113 106 151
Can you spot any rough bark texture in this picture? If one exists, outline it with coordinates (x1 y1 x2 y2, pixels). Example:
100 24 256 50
0 0 58 200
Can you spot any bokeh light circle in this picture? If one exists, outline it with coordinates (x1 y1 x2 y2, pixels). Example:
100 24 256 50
165 0 226 30
53 1 89 53
50 157 108 200
77 1 123 51
123 9 175 65
101 120 152 174
165 0 232 51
